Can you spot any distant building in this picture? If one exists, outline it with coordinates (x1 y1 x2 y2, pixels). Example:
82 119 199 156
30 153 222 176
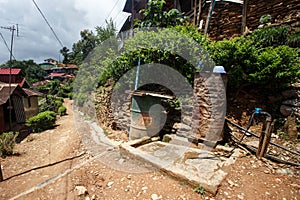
39 62 56 70
0 82 43 134
22 88 44 119
39 58 78 80
0 68 30 88
44 58 58 65
46 72 75 81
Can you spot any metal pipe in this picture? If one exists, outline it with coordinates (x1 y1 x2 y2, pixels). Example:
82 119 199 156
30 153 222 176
134 57 141 90
229 130 300 166
225 118 300 157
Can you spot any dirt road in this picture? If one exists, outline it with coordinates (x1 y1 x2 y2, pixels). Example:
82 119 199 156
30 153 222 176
0 99 299 199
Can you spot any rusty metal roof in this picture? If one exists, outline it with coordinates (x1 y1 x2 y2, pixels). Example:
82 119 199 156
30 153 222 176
22 88 44 97
0 83 19 105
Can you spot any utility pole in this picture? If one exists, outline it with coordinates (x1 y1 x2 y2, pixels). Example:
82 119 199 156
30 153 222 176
0 24 18 182
1 25 17 131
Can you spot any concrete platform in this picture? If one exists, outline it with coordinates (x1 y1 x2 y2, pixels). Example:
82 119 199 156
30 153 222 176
120 138 240 194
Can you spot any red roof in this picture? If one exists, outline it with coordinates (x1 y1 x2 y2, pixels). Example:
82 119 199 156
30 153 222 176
0 68 21 75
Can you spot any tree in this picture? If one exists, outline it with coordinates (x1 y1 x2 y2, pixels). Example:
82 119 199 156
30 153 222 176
60 46 70 64
95 19 117 45
135 0 188 28
66 19 117 65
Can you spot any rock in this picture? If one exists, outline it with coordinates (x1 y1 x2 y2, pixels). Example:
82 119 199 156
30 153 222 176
118 158 125 164
151 194 162 200
291 183 300 189
276 168 294 175
280 105 293 116
237 193 244 199
107 181 114 188
142 186 148 193
281 90 299 99
227 180 236 187
283 115 298 140
282 99 300 107
75 186 88 196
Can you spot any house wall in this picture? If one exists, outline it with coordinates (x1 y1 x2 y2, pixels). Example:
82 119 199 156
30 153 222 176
195 0 300 40
0 105 5 133
23 96 39 119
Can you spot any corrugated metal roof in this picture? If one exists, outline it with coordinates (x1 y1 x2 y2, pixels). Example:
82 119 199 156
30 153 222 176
22 88 44 97
0 83 19 105
0 68 22 75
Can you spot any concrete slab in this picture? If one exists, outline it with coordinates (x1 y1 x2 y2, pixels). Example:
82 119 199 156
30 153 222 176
120 140 240 194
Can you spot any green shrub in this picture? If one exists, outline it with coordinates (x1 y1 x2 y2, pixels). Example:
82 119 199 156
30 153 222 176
67 93 73 99
55 100 63 108
58 106 67 116
193 185 206 194
39 95 64 113
26 111 57 132
0 132 18 157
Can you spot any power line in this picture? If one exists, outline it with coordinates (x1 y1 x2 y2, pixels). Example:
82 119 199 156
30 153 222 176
32 0 64 48
102 0 122 27
112 10 123 24
0 32 16 60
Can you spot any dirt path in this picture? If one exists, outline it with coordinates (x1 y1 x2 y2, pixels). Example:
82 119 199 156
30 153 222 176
0 99 85 199
0 99 299 199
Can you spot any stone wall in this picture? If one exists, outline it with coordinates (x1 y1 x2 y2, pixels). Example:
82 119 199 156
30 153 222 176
191 72 227 141
95 84 133 133
280 83 300 118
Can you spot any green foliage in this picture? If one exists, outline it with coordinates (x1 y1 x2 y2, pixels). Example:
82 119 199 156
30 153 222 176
58 106 67 116
36 79 60 95
259 14 272 25
39 95 64 113
64 19 117 65
60 46 70 64
25 111 57 132
99 25 211 86
249 46 300 86
287 29 300 48
56 79 74 98
193 185 206 194
209 27 300 90
250 26 290 48
55 100 63 108
135 0 188 28
0 132 18 157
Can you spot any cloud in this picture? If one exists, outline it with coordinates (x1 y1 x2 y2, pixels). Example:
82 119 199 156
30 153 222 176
0 0 129 64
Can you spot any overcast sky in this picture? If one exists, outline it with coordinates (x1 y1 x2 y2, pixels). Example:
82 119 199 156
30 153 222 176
0 0 130 64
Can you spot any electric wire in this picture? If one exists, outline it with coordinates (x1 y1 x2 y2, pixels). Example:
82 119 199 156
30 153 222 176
0 32 16 60
32 0 64 48
102 0 122 27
